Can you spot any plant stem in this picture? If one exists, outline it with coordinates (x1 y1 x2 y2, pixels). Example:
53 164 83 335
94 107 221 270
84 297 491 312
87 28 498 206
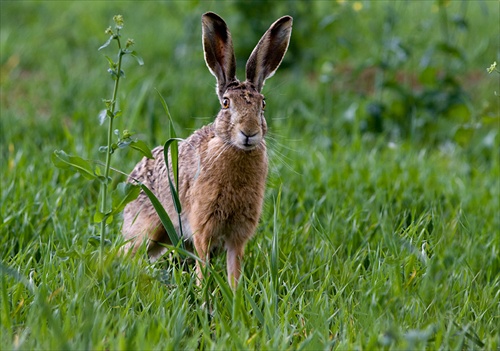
100 36 123 264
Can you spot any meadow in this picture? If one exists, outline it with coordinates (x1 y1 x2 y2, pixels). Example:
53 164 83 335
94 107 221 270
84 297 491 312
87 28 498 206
1 1 499 349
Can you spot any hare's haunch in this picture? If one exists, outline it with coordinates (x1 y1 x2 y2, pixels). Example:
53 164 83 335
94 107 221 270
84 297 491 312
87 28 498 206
122 12 292 288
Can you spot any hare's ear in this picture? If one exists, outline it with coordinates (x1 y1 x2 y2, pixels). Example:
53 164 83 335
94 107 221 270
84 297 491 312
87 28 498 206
246 16 292 92
202 12 237 99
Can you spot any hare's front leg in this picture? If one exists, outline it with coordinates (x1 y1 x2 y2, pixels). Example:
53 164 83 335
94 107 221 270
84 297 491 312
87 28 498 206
193 233 210 286
226 241 244 289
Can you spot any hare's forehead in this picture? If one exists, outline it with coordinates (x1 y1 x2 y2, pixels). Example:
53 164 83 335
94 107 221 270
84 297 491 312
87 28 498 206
225 84 264 104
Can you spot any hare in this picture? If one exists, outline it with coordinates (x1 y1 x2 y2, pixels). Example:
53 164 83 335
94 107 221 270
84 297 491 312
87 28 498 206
122 12 292 288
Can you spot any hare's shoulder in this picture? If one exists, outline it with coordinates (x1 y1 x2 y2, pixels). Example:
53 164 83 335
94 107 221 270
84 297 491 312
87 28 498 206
128 146 164 184
183 124 215 148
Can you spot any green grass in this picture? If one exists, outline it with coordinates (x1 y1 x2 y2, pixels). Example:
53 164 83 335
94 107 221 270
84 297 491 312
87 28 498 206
1 1 499 350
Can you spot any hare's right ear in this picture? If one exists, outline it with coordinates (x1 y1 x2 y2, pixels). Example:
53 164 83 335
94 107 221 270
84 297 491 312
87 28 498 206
202 12 237 100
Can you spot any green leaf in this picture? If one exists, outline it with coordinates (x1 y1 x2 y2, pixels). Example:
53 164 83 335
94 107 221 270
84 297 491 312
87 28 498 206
156 90 184 214
244 290 265 325
210 267 233 301
98 109 107 125
96 175 110 184
94 210 106 223
155 89 177 138
88 236 100 247
129 51 144 66
139 183 180 248
271 185 282 299
117 139 133 149
130 139 154 159
0 261 36 294
88 236 112 247
111 182 140 215
164 139 182 215
103 55 116 69
51 150 96 180
171 140 178 186
98 36 114 51
108 68 118 79
94 210 114 224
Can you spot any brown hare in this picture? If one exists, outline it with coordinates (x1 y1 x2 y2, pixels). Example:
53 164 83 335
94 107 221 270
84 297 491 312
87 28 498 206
122 12 292 288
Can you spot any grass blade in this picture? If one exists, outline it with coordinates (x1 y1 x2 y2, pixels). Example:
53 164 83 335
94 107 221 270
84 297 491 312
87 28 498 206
139 183 180 248
130 139 153 159
111 182 141 215
163 138 183 215
271 185 282 320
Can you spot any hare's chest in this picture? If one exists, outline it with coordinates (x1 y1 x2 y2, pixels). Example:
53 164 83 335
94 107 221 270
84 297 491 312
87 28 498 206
189 180 264 247
186 149 267 237
195 161 266 218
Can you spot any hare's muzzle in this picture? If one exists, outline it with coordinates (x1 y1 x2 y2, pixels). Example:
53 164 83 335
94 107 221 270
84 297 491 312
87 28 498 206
237 129 261 150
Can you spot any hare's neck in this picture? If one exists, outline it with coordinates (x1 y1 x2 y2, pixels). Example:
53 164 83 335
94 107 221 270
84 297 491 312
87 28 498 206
205 136 268 178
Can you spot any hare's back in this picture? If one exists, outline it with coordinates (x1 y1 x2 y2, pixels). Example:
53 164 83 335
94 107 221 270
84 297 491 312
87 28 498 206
128 146 166 189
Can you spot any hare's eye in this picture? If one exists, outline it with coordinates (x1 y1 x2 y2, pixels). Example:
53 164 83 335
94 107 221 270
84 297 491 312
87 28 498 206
222 98 230 109
262 99 266 110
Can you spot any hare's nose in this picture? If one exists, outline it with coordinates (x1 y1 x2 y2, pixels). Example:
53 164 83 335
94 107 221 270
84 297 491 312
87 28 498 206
240 130 258 139
239 130 259 148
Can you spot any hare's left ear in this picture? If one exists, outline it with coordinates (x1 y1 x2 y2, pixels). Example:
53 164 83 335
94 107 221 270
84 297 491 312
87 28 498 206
246 16 293 92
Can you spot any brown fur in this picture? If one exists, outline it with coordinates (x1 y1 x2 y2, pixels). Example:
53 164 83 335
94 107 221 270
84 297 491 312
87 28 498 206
122 12 292 288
